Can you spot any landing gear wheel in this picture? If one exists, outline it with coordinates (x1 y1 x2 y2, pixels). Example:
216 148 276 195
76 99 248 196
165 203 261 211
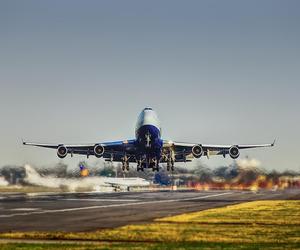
152 166 159 172
167 165 170 171
137 161 144 171
122 163 129 171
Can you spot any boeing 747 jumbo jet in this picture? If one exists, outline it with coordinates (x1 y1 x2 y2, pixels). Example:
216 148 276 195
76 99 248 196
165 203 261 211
23 107 275 171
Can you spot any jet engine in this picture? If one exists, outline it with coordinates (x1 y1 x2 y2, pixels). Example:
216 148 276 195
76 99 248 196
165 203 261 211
57 145 68 158
229 146 240 159
94 144 105 158
192 144 203 158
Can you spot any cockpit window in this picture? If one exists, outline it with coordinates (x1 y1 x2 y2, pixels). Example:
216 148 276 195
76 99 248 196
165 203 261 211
144 107 153 111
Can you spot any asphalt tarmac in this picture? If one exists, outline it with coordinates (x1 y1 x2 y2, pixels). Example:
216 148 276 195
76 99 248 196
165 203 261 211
0 189 299 232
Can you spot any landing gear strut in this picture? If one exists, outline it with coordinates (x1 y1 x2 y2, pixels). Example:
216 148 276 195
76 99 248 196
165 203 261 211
137 160 144 172
151 158 160 172
121 154 129 171
166 149 175 171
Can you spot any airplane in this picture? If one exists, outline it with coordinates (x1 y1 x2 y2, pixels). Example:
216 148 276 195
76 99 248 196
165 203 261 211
23 107 275 172
23 164 149 192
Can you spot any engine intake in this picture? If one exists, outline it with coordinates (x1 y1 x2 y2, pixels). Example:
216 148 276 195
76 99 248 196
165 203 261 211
57 145 68 158
192 144 203 158
229 146 240 159
94 144 104 158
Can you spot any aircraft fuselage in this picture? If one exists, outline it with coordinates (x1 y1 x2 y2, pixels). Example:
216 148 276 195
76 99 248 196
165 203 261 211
135 107 163 168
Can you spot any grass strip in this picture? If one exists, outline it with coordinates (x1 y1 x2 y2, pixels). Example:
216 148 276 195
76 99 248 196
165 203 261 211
1 200 300 249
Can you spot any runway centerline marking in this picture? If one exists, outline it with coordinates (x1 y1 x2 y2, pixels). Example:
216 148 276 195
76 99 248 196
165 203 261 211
0 192 232 218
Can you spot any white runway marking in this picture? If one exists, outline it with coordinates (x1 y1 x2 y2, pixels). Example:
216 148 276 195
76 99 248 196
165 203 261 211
10 208 41 211
62 199 139 202
0 192 232 218
26 192 61 197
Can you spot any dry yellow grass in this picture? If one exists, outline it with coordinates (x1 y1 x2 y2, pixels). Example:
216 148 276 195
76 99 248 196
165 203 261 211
159 200 300 225
1 200 300 246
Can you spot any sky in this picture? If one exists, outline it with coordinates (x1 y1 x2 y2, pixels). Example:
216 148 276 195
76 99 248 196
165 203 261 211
0 0 299 171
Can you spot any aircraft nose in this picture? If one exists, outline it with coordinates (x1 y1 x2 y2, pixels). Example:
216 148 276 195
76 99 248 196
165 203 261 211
142 110 153 124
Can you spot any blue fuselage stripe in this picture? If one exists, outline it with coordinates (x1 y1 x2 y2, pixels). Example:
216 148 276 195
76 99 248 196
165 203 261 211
136 125 162 157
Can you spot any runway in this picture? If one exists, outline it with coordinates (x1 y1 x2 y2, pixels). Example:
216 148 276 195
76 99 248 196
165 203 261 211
0 189 299 232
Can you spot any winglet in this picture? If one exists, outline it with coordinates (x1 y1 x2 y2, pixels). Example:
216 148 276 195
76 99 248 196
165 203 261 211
271 138 276 147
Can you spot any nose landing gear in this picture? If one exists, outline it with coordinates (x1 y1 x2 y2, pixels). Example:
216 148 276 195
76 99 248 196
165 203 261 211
151 158 160 172
152 165 159 172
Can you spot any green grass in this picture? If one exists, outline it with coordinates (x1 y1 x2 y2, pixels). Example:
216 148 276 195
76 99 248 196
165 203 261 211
1 242 300 250
1 200 300 249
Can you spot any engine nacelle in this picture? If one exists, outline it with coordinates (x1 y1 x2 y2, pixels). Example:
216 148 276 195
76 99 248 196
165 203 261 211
57 145 68 159
94 144 105 158
229 146 240 159
192 144 203 158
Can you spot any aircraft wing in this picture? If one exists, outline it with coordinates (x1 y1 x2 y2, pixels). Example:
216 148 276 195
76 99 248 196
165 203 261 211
164 139 275 161
23 139 137 161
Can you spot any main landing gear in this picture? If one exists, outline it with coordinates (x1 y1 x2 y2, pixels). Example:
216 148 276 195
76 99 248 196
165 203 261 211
121 154 130 171
122 161 129 171
137 160 144 172
166 160 175 171
166 149 175 171
136 158 160 172
135 156 175 172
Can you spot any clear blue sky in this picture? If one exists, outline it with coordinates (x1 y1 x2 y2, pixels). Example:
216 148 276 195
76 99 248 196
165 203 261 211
0 0 299 171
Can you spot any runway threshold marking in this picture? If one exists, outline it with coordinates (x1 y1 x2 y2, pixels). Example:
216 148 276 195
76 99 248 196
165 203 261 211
0 192 232 218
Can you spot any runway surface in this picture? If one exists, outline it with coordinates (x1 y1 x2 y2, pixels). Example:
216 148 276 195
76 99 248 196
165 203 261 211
0 189 299 232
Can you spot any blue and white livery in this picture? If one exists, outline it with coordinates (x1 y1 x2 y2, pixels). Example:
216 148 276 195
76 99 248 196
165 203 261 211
23 107 275 171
